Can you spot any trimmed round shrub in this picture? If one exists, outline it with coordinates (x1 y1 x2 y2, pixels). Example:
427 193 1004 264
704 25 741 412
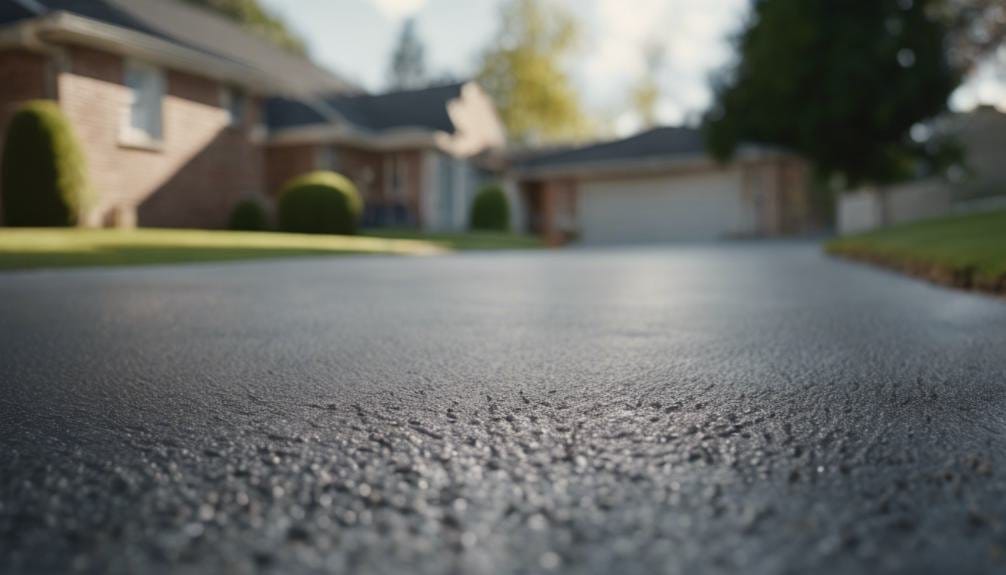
470 183 510 231
2 100 93 226
228 198 269 231
277 171 362 235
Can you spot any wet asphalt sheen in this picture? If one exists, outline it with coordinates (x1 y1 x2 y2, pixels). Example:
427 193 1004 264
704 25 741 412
2 243 1006 575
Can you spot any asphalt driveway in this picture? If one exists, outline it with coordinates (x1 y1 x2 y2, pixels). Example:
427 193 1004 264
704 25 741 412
2 243 1006 574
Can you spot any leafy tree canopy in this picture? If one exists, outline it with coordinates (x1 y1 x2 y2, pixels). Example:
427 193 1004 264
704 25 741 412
181 0 308 56
476 0 589 144
704 0 964 188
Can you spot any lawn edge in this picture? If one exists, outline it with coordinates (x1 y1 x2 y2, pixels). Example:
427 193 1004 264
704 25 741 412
825 243 1006 297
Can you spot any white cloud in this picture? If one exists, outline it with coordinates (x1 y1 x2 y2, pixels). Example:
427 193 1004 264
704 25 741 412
372 0 427 19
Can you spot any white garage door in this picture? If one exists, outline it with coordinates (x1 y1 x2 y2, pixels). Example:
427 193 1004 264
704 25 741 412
577 170 754 244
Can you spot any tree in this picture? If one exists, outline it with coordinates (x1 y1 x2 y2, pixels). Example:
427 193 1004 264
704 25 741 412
388 18 428 90
476 0 589 143
943 0 1006 71
630 41 666 129
181 0 307 55
703 0 962 188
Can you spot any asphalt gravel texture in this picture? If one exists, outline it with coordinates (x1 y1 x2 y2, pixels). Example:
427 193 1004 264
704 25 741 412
2 243 1006 575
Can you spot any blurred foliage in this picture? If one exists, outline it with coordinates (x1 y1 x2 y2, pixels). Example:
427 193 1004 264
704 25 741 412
477 0 590 144
181 0 307 55
388 18 428 90
703 0 963 189
630 42 665 129
942 0 1006 70
470 184 510 231
1 101 93 227
228 198 269 231
278 171 362 235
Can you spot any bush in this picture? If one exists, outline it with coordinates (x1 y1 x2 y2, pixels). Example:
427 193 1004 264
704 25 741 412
277 171 362 235
1 100 93 226
228 198 269 231
470 184 509 231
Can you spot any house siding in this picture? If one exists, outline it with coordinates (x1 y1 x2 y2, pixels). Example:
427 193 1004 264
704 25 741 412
58 46 262 228
265 143 318 198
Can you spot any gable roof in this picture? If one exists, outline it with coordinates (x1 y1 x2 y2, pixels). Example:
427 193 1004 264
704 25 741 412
325 83 464 133
512 127 784 176
0 0 357 96
266 83 466 134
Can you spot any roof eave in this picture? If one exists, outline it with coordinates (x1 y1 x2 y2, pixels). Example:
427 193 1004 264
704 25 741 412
513 148 794 180
28 11 274 91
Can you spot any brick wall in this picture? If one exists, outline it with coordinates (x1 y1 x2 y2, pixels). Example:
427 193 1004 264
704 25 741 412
0 49 52 222
59 46 262 229
264 143 317 197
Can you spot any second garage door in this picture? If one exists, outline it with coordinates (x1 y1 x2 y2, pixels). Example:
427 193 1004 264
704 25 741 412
577 170 756 244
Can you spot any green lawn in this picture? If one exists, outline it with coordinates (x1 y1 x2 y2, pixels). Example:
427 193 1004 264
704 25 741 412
362 229 543 251
0 228 543 271
826 209 1006 291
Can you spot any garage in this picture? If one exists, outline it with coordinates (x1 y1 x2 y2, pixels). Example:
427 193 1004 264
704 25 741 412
511 126 812 245
577 170 755 244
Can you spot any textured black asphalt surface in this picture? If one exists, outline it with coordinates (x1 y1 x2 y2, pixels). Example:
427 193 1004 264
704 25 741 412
2 243 1006 575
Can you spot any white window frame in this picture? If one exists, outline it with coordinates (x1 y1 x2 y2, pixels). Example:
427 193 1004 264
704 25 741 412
120 59 164 147
221 85 247 128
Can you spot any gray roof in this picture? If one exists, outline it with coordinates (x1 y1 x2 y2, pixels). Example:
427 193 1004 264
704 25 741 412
513 127 780 173
266 83 466 134
515 127 706 171
0 0 358 95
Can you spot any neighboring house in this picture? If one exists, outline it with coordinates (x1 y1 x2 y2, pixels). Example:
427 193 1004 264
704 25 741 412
508 127 813 245
837 105 1006 235
0 0 505 230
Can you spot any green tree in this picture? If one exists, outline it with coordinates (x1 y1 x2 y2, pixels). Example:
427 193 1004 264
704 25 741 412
181 0 307 55
704 0 962 188
476 0 588 143
388 18 428 90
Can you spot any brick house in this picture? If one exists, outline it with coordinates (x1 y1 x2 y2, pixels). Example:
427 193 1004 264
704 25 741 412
0 0 506 230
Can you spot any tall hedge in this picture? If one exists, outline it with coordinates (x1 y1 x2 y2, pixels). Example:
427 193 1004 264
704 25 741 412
2 101 93 226
277 171 362 235
470 183 509 231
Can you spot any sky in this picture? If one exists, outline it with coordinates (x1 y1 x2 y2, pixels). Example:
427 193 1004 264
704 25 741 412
261 0 1006 137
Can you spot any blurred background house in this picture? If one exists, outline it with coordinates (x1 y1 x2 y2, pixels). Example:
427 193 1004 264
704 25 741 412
0 0 504 230
1 0 1002 245
507 127 812 245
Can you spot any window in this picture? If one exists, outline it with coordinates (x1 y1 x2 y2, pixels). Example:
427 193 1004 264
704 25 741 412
122 60 164 144
221 86 247 127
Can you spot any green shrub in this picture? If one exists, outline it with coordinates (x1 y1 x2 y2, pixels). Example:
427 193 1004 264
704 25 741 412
277 171 362 235
470 183 509 231
228 198 269 231
1 100 93 226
